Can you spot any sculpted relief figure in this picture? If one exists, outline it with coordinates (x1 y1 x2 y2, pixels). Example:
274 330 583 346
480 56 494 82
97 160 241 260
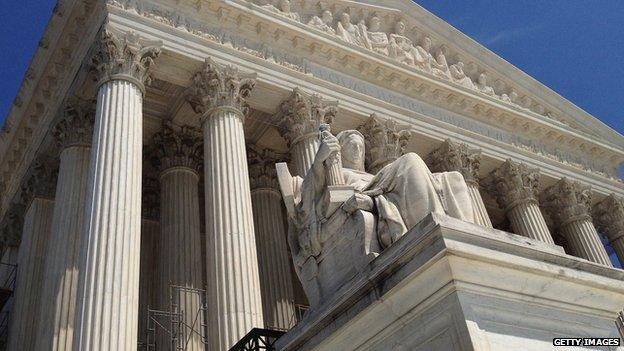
336 13 367 47
476 73 495 96
449 61 476 89
278 126 475 305
261 0 300 22
431 46 452 80
308 10 335 34
362 16 389 55
388 20 418 66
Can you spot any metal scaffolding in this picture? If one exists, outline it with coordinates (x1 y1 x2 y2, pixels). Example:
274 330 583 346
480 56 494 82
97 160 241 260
145 284 208 350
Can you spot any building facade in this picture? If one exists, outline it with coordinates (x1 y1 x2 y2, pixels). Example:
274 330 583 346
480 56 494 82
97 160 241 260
0 0 623 350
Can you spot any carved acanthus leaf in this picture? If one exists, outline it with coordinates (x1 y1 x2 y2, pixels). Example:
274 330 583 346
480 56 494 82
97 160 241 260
247 144 287 190
541 178 593 228
186 58 257 119
91 28 162 90
53 97 95 149
150 122 203 172
20 155 59 204
426 139 481 185
485 159 540 212
592 195 624 242
358 114 412 174
272 88 338 146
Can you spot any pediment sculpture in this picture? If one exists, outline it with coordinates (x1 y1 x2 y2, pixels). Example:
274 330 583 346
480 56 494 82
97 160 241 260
276 124 476 307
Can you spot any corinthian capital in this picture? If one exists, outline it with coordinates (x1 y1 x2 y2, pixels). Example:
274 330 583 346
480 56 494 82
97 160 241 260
272 88 338 146
53 97 95 149
593 194 624 242
358 114 412 174
485 159 540 212
247 144 287 190
0 204 26 248
426 139 481 185
21 156 59 205
186 58 257 120
150 122 203 173
541 178 593 227
91 28 162 93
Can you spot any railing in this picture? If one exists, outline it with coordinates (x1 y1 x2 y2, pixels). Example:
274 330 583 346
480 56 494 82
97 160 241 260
228 328 285 351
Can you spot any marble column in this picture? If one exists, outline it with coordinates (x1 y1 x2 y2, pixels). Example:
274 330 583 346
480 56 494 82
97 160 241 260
541 178 611 266
248 145 296 330
358 114 412 175
150 123 204 350
138 173 159 348
8 158 57 351
426 139 493 228
272 88 338 177
187 58 263 350
486 160 554 244
593 194 624 264
34 98 93 351
72 29 161 350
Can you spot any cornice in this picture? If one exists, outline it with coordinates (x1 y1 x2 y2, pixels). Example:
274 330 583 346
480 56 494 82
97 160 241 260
0 0 105 219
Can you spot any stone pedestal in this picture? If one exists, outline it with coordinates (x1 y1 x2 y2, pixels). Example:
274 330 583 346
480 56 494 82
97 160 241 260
427 139 492 228
276 214 623 351
8 198 54 351
248 146 296 330
73 29 161 350
35 98 93 351
487 160 554 244
151 123 205 350
542 178 611 266
188 58 263 350
273 88 338 177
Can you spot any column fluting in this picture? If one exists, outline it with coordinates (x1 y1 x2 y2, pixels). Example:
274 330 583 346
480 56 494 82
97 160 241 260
248 145 296 330
35 98 94 351
150 123 204 350
72 29 161 350
593 194 624 264
486 159 554 244
542 178 611 266
426 139 493 228
187 58 263 350
8 158 57 351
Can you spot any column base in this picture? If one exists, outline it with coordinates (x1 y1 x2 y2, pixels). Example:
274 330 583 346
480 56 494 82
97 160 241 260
276 214 623 351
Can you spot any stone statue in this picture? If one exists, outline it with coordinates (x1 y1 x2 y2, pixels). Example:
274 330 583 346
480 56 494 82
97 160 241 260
449 61 475 89
431 46 451 80
477 73 495 96
277 125 475 306
388 20 417 66
363 16 389 55
261 0 300 22
307 10 335 34
336 12 367 47
413 36 434 71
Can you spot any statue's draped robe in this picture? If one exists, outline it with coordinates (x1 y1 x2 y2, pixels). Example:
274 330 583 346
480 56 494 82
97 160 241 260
294 153 475 255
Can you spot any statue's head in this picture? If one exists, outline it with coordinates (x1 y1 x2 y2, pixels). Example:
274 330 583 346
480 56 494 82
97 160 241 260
337 130 365 171
478 73 487 85
340 13 351 25
279 0 291 11
368 16 381 32
394 20 406 35
421 36 431 50
322 10 333 24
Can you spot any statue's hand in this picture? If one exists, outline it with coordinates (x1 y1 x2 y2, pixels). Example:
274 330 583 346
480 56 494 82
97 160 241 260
314 131 340 166
342 193 374 214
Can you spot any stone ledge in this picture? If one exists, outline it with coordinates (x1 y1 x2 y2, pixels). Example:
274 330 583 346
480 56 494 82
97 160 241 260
276 213 624 350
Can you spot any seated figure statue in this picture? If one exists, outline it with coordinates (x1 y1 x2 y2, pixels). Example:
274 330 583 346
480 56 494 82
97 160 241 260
277 126 475 307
